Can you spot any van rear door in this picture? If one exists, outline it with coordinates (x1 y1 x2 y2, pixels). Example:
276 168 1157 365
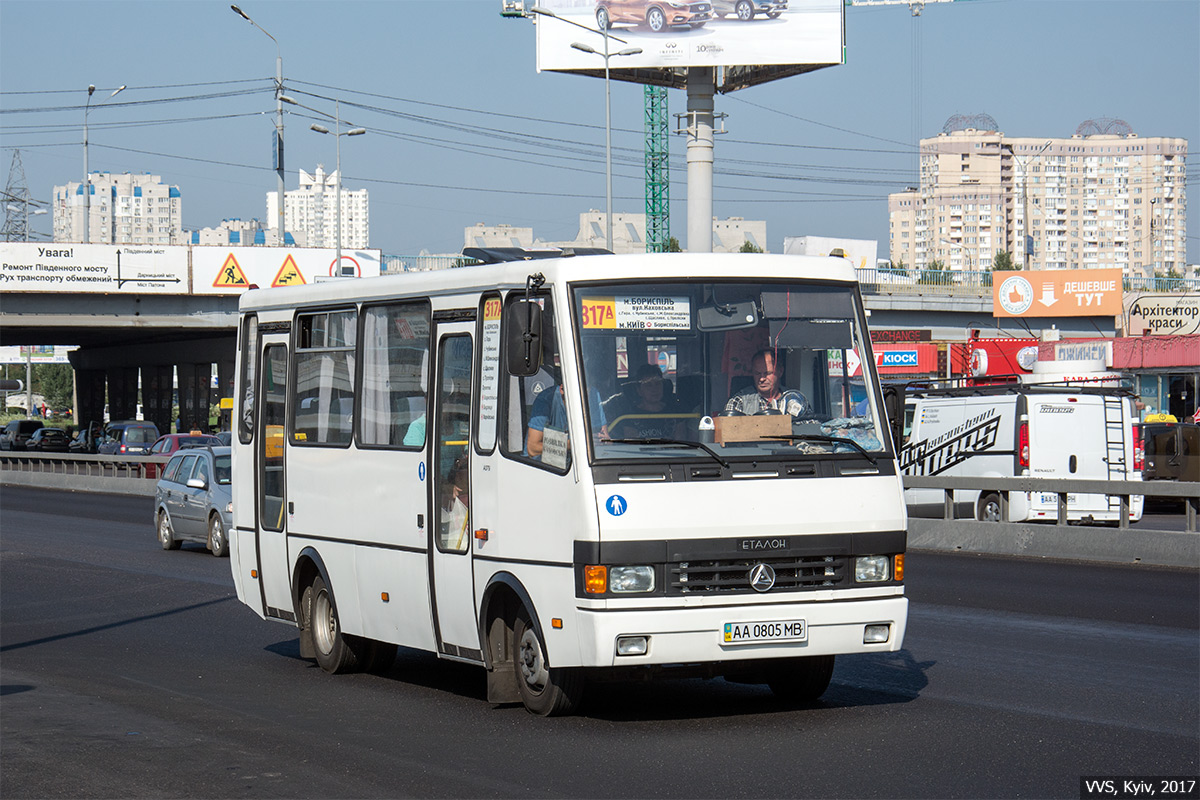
1028 394 1114 519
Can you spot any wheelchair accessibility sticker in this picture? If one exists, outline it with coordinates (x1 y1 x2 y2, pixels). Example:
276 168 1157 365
605 495 627 516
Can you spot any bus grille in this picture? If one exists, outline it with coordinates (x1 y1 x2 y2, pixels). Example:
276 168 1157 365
668 555 848 595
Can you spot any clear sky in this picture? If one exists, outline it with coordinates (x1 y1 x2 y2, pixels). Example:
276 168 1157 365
1 0 1196 262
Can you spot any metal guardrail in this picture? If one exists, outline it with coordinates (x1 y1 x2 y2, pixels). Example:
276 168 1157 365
904 474 1199 533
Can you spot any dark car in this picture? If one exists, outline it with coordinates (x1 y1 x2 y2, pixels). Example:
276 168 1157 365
97 420 160 456
154 446 233 557
27 427 71 453
596 0 712 32
150 433 223 457
0 419 45 451
712 0 786 20
1142 422 1199 482
69 421 103 454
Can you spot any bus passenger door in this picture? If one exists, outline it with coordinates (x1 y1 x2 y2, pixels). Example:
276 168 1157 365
257 342 293 619
429 324 480 659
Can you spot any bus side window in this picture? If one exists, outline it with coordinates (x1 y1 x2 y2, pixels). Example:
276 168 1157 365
501 294 570 471
360 302 431 448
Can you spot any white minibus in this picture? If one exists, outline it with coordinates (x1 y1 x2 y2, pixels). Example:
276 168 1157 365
230 252 908 715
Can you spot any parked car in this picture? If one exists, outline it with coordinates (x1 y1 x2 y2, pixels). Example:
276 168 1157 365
27 427 71 453
97 420 160 456
712 0 786 20
0 419 44 451
69 421 103 454
154 446 233 557
595 0 712 32
215 430 232 446
150 433 222 457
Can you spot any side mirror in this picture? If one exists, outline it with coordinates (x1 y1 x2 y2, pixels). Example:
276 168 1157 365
505 300 543 377
187 477 208 490
882 386 904 451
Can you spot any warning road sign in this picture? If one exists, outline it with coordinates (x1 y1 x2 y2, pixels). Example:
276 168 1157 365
272 254 306 287
213 254 250 288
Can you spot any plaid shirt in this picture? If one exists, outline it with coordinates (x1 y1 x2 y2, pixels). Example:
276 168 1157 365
723 388 809 417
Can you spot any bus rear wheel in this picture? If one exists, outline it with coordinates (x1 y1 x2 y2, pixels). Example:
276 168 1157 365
766 654 835 704
309 575 358 674
513 609 583 716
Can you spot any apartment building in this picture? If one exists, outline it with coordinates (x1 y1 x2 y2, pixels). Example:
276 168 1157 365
188 219 304 247
267 165 369 250
889 126 1187 276
52 172 183 245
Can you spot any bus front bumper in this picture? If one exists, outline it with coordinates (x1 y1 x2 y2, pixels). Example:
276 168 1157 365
571 595 908 668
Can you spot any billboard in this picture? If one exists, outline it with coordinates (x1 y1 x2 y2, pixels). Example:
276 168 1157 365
191 246 382 295
1125 294 1200 336
992 269 1123 318
534 0 845 74
0 243 188 294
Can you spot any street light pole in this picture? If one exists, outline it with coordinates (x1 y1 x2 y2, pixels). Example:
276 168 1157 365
530 6 639 253
83 83 124 243
311 100 365 275
1014 140 1052 271
231 5 286 245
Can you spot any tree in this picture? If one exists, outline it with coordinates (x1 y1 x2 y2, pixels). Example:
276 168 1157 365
739 240 763 253
992 251 1017 271
918 260 946 285
34 364 73 412
665 237 682 253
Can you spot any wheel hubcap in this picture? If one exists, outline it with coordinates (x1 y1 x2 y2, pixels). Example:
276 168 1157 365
313 591 336 654
518 628 548 693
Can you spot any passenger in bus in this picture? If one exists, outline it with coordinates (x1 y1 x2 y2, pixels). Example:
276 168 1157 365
525 383 607 461
722 349 809 417
440 456 470 550
607 364 683 440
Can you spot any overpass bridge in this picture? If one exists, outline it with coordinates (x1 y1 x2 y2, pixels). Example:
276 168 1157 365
5 241 1191 433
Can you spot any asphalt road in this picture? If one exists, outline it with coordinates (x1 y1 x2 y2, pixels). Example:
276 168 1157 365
2 486 1197 799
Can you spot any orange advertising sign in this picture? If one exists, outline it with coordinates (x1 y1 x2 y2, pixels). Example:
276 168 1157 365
992 269 1123 318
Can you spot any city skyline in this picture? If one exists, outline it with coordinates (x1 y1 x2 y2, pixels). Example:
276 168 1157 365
1 0 1196 262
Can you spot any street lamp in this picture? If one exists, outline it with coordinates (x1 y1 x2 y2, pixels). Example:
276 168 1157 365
231 4 286 245
310 100 365 275
530 6 640 252
83 83 124 243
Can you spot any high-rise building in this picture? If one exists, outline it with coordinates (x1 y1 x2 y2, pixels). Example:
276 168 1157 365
267 165 369 250
52 172 183 245
888 124 1187 276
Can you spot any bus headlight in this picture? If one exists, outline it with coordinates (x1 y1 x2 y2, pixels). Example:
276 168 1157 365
609 566 655 593
854 555 890 583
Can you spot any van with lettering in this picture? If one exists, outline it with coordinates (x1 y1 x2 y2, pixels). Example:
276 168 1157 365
900 385 1144 524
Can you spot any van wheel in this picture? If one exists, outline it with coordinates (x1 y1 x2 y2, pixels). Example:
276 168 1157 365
766 655 835 704
158 511 181 550
310 575 359 674
977 493 1003 522
513 608 583 716
208 515 229 558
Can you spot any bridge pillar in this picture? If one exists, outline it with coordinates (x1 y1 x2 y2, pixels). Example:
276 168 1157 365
142 365 174 436
107 367 139 422
177 363 212 433
73 367 107 431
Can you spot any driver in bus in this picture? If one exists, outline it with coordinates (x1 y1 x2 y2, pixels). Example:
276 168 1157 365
722 348 809 417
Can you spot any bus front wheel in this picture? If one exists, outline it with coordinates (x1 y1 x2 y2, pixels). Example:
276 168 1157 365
766 654 835 704
513 609 583 716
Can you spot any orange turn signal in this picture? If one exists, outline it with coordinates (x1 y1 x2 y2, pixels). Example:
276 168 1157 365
551 618 563 629
381 592 390 603
250 569 258 579
584 565 607 594
893 554 905 581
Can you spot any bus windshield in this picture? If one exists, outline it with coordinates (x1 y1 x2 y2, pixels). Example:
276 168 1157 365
573 280 887 463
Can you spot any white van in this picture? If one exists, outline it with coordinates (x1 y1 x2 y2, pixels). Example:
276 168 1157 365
900 385 1144 523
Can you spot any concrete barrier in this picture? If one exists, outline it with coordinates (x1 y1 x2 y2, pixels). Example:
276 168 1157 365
908 518 1198 569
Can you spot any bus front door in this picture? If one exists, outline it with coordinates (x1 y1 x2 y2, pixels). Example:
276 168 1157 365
429 324 480 659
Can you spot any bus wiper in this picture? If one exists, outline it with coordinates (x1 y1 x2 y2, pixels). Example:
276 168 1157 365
607 438 731 469
764 434 878 465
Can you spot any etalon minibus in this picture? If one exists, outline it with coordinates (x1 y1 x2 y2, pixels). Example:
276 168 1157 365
230 252 908 715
